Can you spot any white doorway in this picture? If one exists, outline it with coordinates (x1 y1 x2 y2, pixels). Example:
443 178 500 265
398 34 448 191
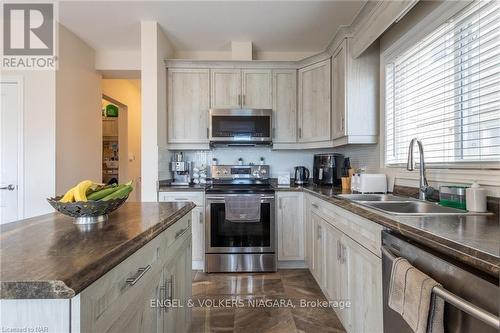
0 77 24 224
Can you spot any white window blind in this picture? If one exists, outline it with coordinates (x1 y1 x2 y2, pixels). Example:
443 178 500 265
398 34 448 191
385 0 500 166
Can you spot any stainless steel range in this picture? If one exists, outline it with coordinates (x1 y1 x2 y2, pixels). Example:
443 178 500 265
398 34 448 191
205 164 276 273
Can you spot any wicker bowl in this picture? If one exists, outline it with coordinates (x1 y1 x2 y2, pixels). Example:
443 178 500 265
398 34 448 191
47 195 129 224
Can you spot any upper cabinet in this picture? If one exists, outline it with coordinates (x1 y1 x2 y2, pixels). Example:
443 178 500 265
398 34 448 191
167 68 210 145
165 39 378 150
298 59 331 144
241 69 272 108
272 69 297 144
210 69 241 108
331 38 379 146
211 69 272 109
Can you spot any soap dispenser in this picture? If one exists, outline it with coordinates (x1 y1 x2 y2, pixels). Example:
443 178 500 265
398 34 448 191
466 181 487 212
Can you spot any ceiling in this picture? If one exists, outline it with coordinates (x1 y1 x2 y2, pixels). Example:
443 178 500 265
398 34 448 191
59 1 365 54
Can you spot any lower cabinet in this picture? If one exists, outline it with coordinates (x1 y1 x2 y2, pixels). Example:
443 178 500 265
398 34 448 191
276 192 304 261
158 192 205 270
162 235 192 333
74 214 193 333
306 195 383 333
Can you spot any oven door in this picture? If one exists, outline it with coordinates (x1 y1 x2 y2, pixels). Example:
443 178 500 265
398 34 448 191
205 194 275 254
209 109 272 142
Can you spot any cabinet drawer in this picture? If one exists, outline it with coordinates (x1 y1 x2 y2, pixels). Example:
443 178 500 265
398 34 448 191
308 195 382 257
79 235 163 331
162 213 192 250
159 192 204 206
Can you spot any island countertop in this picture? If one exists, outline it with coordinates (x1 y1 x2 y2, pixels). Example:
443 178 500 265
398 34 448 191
0 202 195 299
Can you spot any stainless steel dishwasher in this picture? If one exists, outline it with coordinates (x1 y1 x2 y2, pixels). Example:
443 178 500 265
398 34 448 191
382 231 499 333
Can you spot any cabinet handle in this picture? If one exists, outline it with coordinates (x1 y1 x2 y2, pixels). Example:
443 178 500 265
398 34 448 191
238 94 241 106
163 275 174 312
126 265 151 286
298 128 302 138
337 241 341 261
175 227 188 240
272 128 276 138
341 244 346 264
242 94 246 106
199 211 203 224
311 203 319 209
207 127 209 139
174 198 189 201
341 118 345 132
279 198 282 209
317 225 321 240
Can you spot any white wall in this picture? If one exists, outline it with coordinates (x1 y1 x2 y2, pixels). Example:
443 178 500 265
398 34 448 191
56 25 102 194
141 21 174 201
378 1 500 196
95 50 141 71
102 79 142 201
173 50 316 61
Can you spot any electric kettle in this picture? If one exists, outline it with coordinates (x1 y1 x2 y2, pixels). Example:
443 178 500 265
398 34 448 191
294 166 310 185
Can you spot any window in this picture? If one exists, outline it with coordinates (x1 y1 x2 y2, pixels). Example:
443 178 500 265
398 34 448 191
384 0 500 166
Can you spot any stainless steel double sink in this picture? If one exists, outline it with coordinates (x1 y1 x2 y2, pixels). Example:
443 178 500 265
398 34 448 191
337 194 475 216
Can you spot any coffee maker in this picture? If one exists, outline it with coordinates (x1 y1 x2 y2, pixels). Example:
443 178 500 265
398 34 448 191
170 152 192 185
313 153 345 186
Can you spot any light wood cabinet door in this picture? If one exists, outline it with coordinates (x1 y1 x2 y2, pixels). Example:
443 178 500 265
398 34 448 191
272 70 297 143
298 59 331 143
211 69 241 108
311 211 325 286
304 196 314 269
241 69 272 108
323 222 342 302
162 236 192 333
191 207 204 262
167 69 210 143
341 234 383 333
332 40 347 140
277 192 304 261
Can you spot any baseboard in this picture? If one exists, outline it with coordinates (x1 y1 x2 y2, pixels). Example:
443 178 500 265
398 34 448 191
192 260 204 271
278 260 308 269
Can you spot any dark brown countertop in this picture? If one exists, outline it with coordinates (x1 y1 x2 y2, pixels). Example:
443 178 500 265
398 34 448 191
275 184 500 277
0 202 195 299
157 179 208 192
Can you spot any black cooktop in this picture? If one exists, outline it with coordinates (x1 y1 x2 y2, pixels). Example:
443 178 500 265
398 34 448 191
205 179 274 194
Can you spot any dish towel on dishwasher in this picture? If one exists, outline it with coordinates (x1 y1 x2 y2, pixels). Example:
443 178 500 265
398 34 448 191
388 257 445 333
224 195 261 222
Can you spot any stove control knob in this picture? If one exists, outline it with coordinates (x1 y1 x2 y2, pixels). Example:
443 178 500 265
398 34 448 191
223 169 228 174
260 168 267 175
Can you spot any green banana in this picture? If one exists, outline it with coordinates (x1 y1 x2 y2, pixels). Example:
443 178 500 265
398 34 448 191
87 185 120 201
101 181 133 201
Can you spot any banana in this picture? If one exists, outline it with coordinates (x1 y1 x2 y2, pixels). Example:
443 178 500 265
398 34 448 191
59 187 76 203
74 180 94 202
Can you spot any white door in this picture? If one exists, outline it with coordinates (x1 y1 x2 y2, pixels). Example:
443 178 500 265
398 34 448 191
0 79 23 224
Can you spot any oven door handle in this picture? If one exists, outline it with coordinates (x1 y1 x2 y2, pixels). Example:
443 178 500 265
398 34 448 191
206 196 275 200
382 246 500 329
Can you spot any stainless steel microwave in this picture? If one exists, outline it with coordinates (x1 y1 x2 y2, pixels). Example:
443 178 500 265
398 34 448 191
209 109 273 147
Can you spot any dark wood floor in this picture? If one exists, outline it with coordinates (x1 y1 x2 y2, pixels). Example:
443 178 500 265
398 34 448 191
190 269 346 333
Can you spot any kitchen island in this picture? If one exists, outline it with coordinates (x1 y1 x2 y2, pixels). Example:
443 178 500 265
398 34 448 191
0 202 195 332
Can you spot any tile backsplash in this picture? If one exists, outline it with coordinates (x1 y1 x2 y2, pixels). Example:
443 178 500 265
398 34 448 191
158 144 380 178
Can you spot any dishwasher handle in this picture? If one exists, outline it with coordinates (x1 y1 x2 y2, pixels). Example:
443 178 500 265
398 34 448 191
382 246 500 330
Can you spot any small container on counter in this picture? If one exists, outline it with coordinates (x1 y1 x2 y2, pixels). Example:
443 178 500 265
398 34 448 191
439 186 468 210
466 181 487 212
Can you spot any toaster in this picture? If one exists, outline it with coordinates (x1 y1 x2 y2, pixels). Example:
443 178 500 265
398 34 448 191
351 174 387 193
